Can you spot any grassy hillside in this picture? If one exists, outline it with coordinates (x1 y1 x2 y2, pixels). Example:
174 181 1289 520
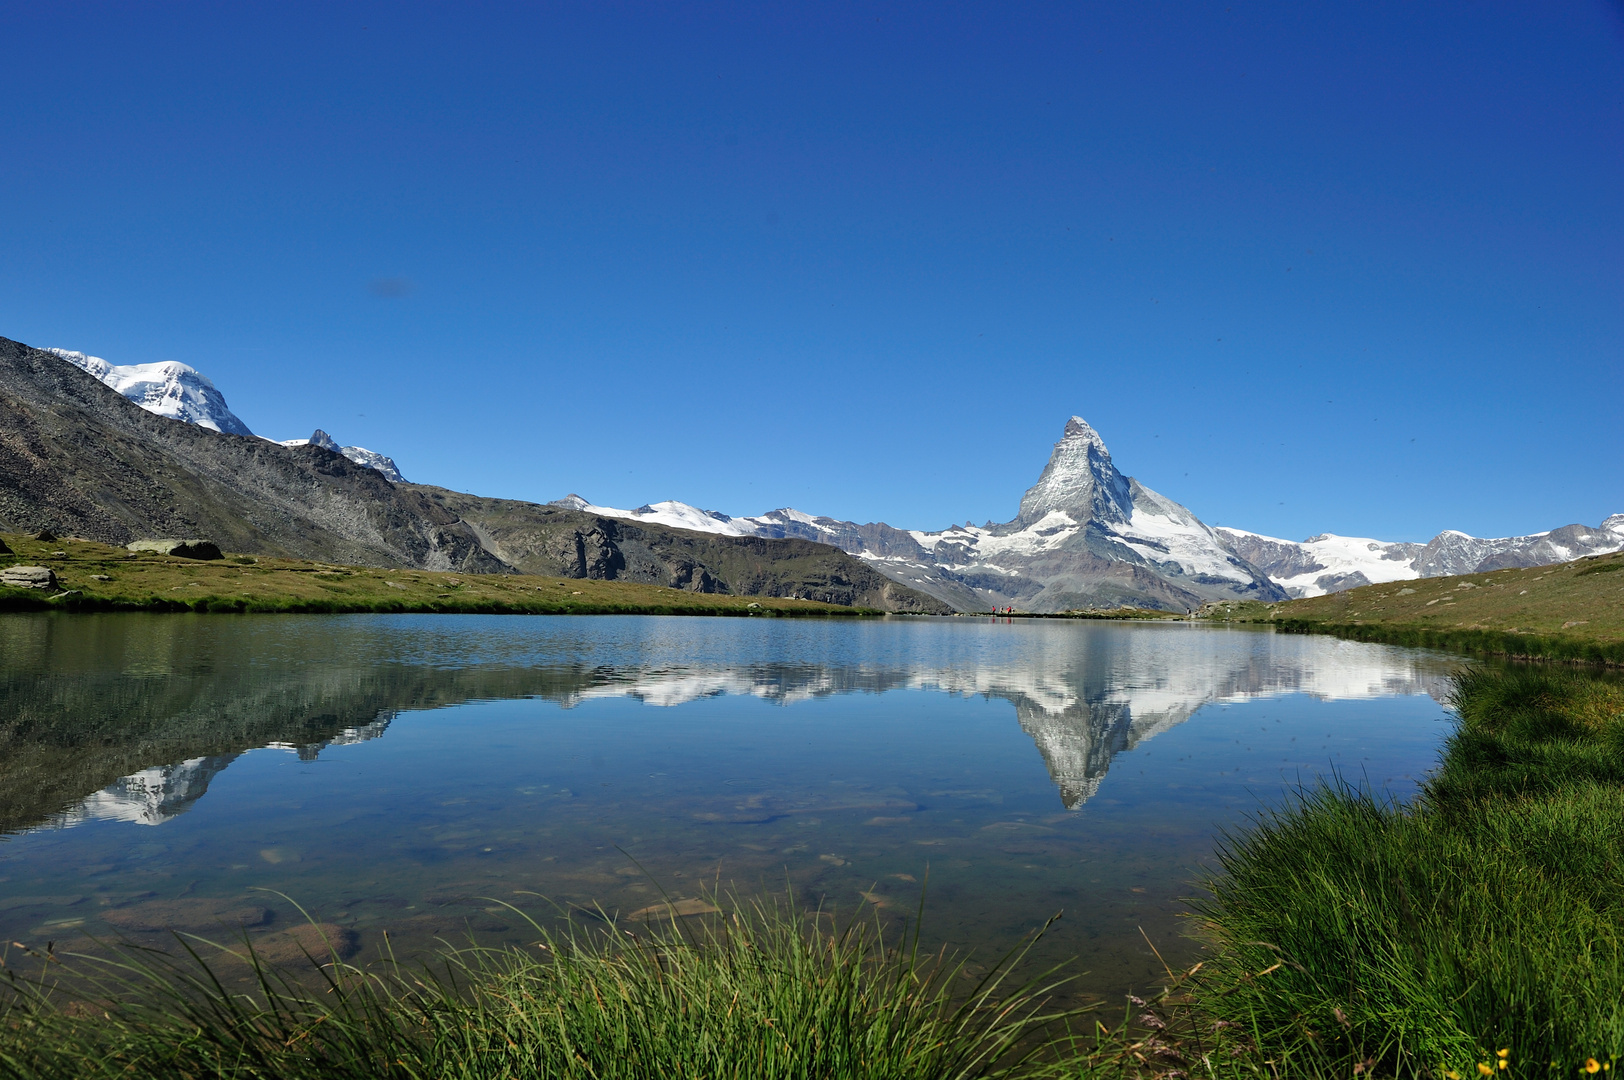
1202 547 1624 664
0 533 885 617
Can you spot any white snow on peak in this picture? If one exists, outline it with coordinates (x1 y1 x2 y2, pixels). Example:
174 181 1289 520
338 445 406 483
275 429 406 483
764 508 824 528
552 496 760 536
49 348 254 436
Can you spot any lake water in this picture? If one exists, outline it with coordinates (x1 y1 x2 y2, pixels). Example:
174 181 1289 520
0 613 1459 1001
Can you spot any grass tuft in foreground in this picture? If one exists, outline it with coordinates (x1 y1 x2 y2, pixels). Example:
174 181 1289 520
1190 667 1624 1077
0 892 1077 1080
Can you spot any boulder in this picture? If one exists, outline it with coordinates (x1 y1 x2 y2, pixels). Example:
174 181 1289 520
31 529 56 542
127 539 224 560
0 537 10 555
1 566 57 590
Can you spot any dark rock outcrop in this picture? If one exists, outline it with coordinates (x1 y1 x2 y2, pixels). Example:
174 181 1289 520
127 539 224 560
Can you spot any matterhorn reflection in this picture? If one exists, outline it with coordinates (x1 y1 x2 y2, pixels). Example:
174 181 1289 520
556 626 1455 809
10 618 1457 832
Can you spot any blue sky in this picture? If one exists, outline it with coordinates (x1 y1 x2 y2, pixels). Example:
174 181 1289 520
3 2 1620 542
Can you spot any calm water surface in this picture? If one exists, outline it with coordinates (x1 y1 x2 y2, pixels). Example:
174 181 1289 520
0 613 1459 1000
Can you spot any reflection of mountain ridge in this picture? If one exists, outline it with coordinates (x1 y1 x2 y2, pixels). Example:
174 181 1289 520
1 616 1457 831
46 717 396 829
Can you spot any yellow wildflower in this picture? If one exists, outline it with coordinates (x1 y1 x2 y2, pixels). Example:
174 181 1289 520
1585 1060 1602 1075
1479 1064 1495 1076
1498 1050 1511 1060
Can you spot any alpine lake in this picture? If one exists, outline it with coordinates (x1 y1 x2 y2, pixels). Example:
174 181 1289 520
0 612 1460 1005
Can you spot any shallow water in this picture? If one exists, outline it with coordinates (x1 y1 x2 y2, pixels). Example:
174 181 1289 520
0 612 1458 1000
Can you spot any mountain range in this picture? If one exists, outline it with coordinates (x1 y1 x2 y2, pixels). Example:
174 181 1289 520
0 336 946 612
11 338 1621 612
557 420 1624 611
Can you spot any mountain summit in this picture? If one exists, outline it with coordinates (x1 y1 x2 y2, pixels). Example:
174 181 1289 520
47 348 253 436
1013 416 1133 528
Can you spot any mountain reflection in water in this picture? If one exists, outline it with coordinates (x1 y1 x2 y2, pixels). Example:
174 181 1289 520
0 612 1456 833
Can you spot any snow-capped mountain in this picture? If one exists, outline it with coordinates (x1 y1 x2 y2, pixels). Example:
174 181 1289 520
48 347 408 483
48 348 254 436
1218 516 1624 598
277 429 407 483
558 417 1286 613
554 415 1624 608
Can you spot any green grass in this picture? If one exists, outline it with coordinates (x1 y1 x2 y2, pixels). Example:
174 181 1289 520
0 533 883 618
0 893 1079 1080
1187 667 1624 1077
1275 620 1624 666
1258 548 1624 665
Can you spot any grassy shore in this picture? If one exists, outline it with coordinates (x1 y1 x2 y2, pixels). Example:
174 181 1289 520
0 892 1084 1080
0 533 877 617
1204 547 1624 664
1178 665 1624 1077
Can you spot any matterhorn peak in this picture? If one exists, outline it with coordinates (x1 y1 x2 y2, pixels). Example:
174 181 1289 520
1014 415 1133 527
1062 415 1106 445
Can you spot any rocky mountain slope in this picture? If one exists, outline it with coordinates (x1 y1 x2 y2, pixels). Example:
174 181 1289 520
1218 517 1624 598
567 417 1287 613
0 336 946 612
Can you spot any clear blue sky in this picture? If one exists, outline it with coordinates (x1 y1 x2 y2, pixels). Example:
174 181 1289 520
3 2 1620 542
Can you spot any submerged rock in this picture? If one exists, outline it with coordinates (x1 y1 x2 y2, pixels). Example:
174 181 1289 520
239 922 359 965
102 899 272 932
127 538 224 560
